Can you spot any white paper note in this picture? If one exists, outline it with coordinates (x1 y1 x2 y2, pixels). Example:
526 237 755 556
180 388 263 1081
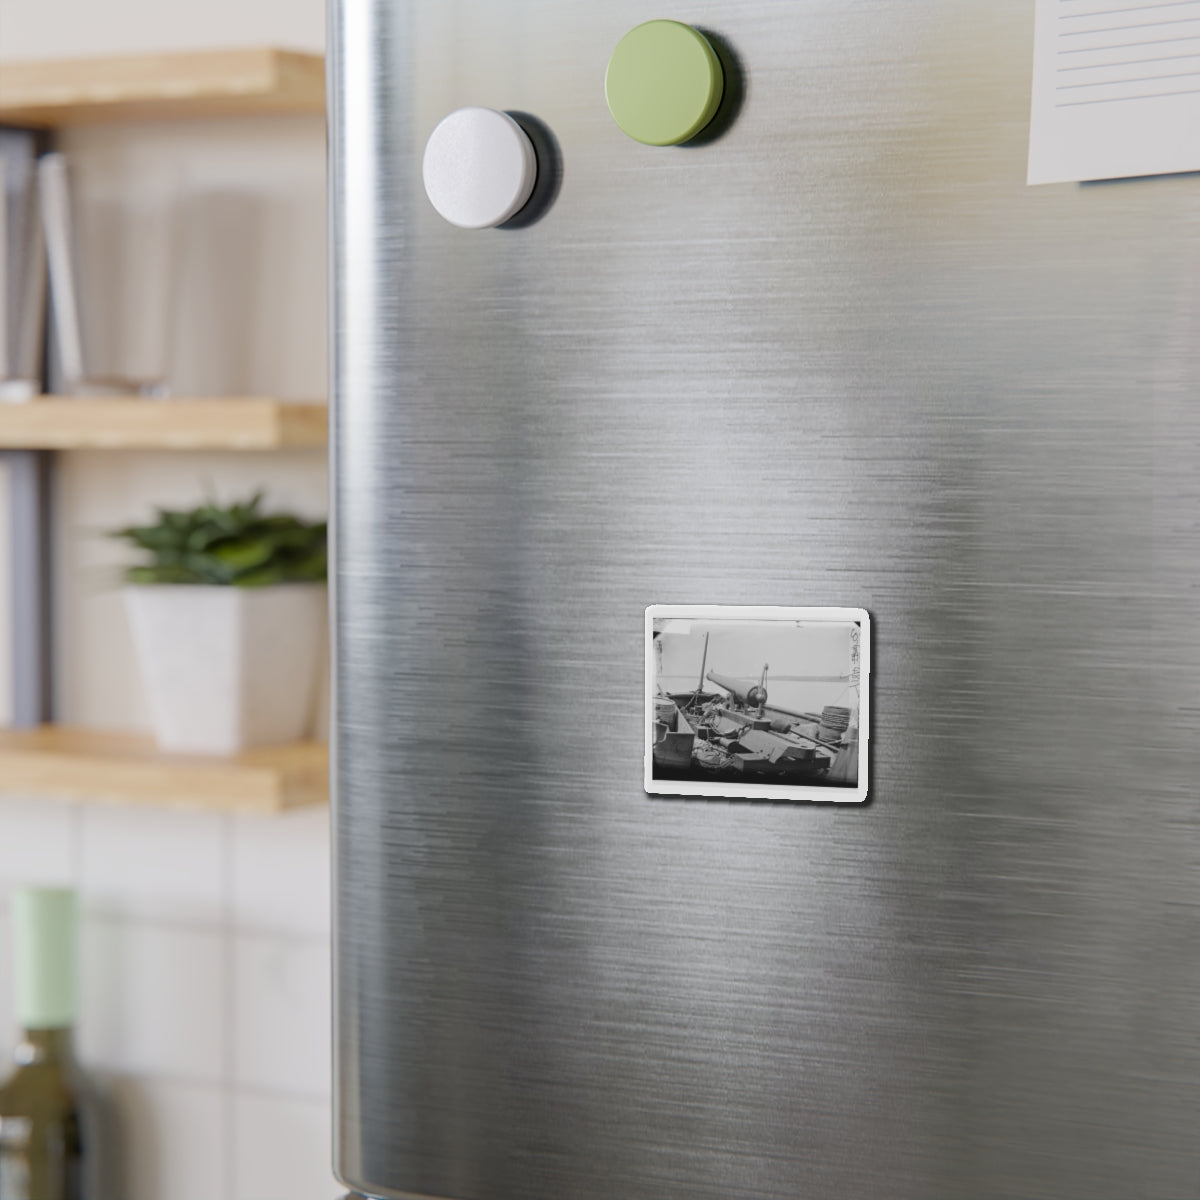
1028 0 1200 184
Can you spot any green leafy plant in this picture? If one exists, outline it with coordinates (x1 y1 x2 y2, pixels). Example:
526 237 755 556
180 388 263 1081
112 494 327 587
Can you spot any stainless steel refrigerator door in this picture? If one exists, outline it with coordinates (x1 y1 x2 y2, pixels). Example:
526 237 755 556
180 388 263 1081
329 2 1200 1197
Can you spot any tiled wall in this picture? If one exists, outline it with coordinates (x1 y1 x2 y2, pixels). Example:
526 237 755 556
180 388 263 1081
0 112 334 1195
1 3 338 1196
0 797 337 1200
1 0 324 60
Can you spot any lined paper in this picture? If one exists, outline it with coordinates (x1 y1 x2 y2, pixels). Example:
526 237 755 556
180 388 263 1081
1028 0 1200 183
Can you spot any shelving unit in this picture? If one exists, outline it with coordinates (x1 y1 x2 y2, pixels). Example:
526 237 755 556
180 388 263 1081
0 48 325 126
0 397 327 450
1 49 330 811
0 726 327 812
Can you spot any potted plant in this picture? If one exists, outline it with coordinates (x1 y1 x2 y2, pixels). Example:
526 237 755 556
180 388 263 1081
112 494 327 756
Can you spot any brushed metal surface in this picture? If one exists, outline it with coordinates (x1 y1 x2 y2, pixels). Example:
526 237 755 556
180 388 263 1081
330 2 1200 1197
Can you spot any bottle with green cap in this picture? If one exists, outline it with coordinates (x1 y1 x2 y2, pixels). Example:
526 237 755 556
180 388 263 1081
0 887 96 1200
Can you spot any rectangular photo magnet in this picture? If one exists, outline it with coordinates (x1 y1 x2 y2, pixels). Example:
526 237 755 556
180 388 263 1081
646 606 870 804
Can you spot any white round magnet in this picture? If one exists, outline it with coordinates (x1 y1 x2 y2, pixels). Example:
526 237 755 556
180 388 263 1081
422 107 538 230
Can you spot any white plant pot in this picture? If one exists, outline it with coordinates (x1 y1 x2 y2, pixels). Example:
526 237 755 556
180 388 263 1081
124 583 326 756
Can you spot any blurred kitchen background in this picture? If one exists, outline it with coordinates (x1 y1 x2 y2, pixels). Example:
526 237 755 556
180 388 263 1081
0 0 333 1197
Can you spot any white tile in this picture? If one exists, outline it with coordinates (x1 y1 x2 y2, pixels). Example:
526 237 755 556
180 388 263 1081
107 1076 225 1200
232 806 330 936
0 908 12 1061
232 1093 338 1200
0 796 77 887
80 804 224 924
0 466 9 729
78 917 224 1082
311 640 330 743
233 935 330 1097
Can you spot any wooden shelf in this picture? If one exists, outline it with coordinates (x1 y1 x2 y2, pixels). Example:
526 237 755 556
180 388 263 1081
0 397 327 450
0 48 325 127
0 726 327 813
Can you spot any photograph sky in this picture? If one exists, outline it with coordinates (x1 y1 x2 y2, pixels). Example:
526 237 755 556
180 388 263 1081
656 620 858 717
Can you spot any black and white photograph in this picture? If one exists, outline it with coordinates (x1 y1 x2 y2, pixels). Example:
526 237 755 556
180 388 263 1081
646 606 869 803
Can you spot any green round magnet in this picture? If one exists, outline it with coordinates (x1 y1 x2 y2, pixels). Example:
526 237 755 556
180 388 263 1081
605 20 725 147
